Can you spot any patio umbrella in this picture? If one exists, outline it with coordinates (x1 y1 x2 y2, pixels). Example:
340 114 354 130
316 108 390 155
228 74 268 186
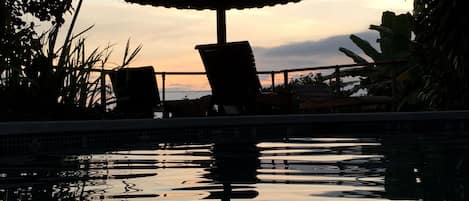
124 0 301 44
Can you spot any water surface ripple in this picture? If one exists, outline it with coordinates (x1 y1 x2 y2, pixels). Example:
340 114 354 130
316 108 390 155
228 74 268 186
1 135 468 201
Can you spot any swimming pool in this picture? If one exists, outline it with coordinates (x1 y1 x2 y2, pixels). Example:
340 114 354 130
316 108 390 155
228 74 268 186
1 133 468 201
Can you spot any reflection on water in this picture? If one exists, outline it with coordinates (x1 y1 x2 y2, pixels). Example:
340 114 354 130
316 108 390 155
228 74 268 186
1 134 468 201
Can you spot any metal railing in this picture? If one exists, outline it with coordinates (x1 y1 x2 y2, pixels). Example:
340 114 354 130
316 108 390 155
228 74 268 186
92 60 407 110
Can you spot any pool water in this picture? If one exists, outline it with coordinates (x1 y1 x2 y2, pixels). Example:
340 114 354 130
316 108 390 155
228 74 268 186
1 135 468 201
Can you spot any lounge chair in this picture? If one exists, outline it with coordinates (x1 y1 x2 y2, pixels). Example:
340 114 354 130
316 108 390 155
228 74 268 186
195 41 292 115
109 66 161 118
292 84 393 112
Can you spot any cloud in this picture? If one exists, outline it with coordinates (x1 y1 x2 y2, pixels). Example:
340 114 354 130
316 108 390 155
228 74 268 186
252 31 380 70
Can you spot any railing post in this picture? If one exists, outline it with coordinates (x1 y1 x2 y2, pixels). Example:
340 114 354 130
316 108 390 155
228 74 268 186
283 71 288 87
271 71 275 92
335 66 340 96
100 69 106 111
391 67 397 112
162 72 166 103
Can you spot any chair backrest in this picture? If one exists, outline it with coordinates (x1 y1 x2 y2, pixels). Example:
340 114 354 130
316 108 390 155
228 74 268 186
109 66 160 115
195 41 262 107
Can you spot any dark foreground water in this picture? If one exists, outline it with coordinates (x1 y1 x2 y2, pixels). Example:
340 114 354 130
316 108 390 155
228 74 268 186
1 134 469 201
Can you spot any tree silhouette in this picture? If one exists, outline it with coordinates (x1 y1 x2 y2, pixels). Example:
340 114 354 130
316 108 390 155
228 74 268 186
1 0 73 90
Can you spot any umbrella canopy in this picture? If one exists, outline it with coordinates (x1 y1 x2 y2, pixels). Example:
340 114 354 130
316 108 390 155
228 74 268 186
124 0 300 10
125 0 301 44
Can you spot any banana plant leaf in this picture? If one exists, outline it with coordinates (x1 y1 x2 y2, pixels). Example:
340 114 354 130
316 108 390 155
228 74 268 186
349 34 382 61
338 47 369 64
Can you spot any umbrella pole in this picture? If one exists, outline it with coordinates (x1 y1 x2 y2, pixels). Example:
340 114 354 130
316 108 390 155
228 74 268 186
216 8 226 44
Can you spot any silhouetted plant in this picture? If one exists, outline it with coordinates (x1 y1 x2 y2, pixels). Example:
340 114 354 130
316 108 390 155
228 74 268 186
339 5 469 110
0 0 73 119
0 0 73 86
413 0 469 109
116 39 143 70
265 73 337 94
0 0 142 120
338 11 412 95
289 73 328 87
33 25 142 117
337 11 425 110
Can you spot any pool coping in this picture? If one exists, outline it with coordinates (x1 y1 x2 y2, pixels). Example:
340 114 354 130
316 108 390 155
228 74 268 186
1 110 468 136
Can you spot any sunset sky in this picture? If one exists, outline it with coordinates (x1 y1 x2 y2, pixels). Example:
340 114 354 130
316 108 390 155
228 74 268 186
39 0 413 98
